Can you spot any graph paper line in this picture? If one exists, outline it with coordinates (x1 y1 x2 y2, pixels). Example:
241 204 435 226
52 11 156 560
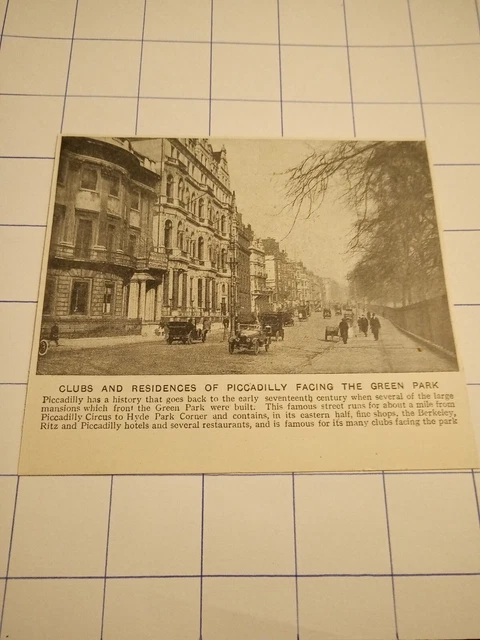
199 473 205 640
99 475 114 640
0 476 20 638
407 0 426 137
472 470 480 527
3 33 480 48
208 0 214 137
292 473 300 640
0 0 10 50
134 0 148 136
276 0 284 137
60 0 80 133
382 472 400 640
342 0 356 137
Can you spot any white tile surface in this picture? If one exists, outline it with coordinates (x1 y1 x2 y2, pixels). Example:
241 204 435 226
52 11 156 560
0 96 63 157
0 159 54 226
103 578 201 640
137 98 210 136
140 42 211 99
298 577 397 640
0 37 70 95
62 97 137 135
396 576 480 640
424 105 480 164
74 0 145 39
279 0 346 46
9 476 111 577
107 475 202 576
354 104 425 138
281 46 351 102
213 0 278 44
385 472 480 574
409 0 480 45
144 0 212 42
3 0 77 38
417 45 480 103
202 577 297 640
212 43 280 100
345 0 412 46
0 227 44 301
295 474 391 575
210 100 282 136
350 47 420 103
282 103 354 138
0 302 36 383
1 579 104 640
203 475 295 575
68 40 142 97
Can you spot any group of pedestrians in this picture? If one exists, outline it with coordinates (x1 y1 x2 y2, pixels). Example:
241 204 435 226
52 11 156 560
338 311 381 344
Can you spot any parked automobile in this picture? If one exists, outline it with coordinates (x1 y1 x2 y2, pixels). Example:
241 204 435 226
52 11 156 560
260 312 285 341
281 310 295 326
229 314 270 354
166 320 207 345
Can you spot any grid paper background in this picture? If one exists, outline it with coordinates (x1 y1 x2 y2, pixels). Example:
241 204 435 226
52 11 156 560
1 0 480 638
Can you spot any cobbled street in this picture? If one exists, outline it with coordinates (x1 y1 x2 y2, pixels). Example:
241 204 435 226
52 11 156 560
37 313 457 376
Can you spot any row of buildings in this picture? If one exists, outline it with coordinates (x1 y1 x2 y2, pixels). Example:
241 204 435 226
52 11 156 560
43 137 342 337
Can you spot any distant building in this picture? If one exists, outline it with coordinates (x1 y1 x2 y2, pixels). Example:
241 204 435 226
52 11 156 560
236 212 254 314
249 237 270 313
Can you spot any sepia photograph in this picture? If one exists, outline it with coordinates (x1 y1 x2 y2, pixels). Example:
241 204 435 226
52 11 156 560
36 136 458 376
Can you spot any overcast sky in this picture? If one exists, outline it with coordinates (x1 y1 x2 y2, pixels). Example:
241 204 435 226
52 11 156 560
213 138 355 285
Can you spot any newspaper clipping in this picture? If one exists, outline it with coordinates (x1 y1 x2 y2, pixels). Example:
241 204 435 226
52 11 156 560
18 137 478 474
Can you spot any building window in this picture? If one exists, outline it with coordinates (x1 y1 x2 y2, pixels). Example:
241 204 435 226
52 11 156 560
221 248 227 270
178 179 184 204
197 279 203 308
74 218 93 259
221 215 226 235
43 277 56 315
164 220 172 249
198 198 204 219
166 175 174 202
103 283 114 314
80 167 98 191
106 223 116 255
109 175 120 198
128 234 137 256
177 223 184 251
198 236 204 262
70 280 90 315
131 190 140 211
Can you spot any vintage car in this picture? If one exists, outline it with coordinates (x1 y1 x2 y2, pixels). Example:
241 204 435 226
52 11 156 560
281 310 295 327
323 307 332 319
298 306 309 321
260 312 285 341
325 324 339 341
166 320 207 345
229 315 270 354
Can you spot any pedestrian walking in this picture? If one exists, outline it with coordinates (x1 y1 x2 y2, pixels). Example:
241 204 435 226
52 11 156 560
202 315 212 340
358 315 368 337
338 316 349 344
222 316 229 341
370 313 381 341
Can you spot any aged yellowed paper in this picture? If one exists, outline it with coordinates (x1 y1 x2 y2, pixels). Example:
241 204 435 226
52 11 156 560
18 137 478 474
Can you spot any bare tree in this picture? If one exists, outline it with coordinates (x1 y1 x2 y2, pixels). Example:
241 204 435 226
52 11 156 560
283 141 445 306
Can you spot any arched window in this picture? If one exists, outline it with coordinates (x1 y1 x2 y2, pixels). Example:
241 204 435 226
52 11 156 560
208 243 213 263
221 248 227 270
208 201 212 221
198 237 204 262
198 198 204 219
166 175 174 202
185 188 190 210
221 215 226 235
178 179 184 204
190 233 196 257
177 222 184 250
164 220 172 249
